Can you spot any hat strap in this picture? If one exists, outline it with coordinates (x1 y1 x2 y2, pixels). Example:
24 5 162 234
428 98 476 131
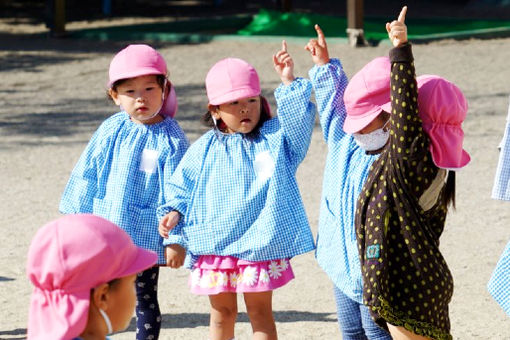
99 308 113 335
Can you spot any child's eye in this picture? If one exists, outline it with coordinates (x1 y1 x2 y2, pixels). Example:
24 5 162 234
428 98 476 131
230 101 239 105
146 87 155 91
248 98 258 103
125 90 135 94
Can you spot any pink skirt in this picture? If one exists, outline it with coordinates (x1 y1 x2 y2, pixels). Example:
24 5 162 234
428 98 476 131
189 255 294 295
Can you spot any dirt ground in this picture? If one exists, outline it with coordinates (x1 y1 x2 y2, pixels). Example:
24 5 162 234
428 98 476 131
1 9 510 339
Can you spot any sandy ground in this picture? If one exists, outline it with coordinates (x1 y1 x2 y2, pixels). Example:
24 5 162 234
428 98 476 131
2 19 510 339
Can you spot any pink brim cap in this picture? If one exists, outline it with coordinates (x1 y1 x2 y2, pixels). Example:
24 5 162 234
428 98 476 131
108 44 167 87
206 58 261 106
27 214 157 340
343 56 392 134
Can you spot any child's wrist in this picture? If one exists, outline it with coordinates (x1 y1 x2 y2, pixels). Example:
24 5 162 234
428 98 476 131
282 76 295 86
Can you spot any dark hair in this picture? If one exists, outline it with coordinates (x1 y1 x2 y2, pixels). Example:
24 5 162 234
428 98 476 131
201 96 271 140
106 74 166 102
443 171 456 209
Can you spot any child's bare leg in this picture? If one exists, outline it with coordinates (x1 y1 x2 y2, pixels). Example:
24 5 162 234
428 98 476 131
387 323 431 340
209 292 237 340
243 291 277 340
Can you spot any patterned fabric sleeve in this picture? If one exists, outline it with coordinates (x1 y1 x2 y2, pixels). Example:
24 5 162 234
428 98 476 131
157 135 206 220
492 97 510 201
59 123 109 214
274 77 316 167
387 44 426 165
309 58 349 144
160 123 191 248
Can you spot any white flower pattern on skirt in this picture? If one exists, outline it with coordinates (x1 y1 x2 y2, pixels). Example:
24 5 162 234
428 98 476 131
189 256 294 294
268 261 283 279
242 266 258 286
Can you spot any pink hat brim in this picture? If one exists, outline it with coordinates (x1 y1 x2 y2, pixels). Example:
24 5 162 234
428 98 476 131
208 87 261 106
108 67 165 87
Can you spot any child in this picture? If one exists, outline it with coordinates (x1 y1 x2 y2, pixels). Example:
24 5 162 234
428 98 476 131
305 25 392 339
158 42 316 340
59 44 189 340
487 97 510 316
355 7 470 340
26 214 158 340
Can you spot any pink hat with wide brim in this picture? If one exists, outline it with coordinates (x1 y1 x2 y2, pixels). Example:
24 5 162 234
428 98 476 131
206 57 261 105
26 214 157 340
417 75 470 169
343 56 392 134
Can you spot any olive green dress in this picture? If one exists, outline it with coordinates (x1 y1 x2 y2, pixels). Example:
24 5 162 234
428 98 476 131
355 44 453 340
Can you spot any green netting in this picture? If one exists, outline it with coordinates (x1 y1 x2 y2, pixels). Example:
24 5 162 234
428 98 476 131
238 9 510 41
70 8 510 43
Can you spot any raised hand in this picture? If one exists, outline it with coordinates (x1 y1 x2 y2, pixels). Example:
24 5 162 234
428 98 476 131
386 6 408 47
273 40 295 86
158 210 180 238
304 24 330 66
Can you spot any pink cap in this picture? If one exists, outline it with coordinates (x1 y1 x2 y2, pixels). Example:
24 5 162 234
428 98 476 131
206 58 261 105
417 75 470 169
108 44 178 118
343 57 392 134
26 214 157 340
108 44 167 87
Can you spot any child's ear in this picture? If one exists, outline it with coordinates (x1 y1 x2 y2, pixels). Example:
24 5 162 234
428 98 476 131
108 88 121 106
208 104 220 119
90 283 110 311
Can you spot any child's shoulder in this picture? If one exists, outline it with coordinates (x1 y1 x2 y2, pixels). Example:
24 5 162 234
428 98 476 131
98 111 128 130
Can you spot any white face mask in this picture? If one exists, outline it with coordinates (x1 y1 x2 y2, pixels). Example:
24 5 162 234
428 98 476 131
353 122 390 151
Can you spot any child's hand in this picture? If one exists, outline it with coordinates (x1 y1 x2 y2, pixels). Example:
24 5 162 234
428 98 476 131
273 40 295 86
165 244 185 268
304 24 330 66
158 211 180 238
386 6 408 47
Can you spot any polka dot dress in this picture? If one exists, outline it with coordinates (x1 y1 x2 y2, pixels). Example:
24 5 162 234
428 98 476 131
355 44 453 340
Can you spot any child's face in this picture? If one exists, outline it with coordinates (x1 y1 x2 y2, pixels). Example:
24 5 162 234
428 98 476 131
107 274 137 332
212 96 261 134
110 75 164 124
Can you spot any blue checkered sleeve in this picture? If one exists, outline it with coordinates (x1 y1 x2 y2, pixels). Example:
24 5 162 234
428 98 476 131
274 77 316 167
492 98 510 201
59 121 109 214
488 241 510 316
309 58 349 144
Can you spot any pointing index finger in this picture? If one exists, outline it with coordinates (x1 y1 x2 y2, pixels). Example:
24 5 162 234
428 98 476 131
282 40 287 52
315 24 326 45
397 6 407 23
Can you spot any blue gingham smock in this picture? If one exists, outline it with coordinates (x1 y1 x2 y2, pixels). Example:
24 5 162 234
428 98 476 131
309 59 379 304
488 98 510 316
157 78 316 261
60 112 189 264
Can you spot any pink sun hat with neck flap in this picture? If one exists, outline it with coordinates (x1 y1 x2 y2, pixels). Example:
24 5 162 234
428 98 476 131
108 44 178 118
343 56 392 134
26 214 157 340
417 75 470 170
206 57 261 106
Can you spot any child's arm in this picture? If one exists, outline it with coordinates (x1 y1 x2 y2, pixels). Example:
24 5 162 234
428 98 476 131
59 125 108 214
306 25 349 144
272 41 316 166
